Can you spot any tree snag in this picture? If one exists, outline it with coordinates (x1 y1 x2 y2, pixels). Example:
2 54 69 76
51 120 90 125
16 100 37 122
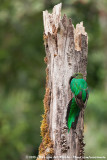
37 3 88 160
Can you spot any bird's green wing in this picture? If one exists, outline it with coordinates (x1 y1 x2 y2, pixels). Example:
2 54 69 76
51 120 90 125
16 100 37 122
66 97 80 132
70 78 89 103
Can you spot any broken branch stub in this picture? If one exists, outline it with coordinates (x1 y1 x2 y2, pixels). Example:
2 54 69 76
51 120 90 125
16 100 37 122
38 3 88 160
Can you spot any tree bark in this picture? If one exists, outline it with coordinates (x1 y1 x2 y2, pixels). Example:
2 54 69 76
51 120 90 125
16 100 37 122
37 3 88 160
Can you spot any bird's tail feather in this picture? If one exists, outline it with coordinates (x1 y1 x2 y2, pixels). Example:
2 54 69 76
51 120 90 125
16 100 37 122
66 97 80 132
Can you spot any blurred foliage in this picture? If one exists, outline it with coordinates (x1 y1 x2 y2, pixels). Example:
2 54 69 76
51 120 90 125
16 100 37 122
85 90 107 157
0 0 107 160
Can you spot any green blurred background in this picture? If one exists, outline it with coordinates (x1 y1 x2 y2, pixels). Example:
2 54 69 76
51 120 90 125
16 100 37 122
0 0 107 159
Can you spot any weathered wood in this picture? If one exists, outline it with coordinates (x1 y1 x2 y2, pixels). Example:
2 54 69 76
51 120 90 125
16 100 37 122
37 3 88 160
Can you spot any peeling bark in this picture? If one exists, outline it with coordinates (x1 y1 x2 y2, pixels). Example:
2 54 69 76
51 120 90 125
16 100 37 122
37 3 88 160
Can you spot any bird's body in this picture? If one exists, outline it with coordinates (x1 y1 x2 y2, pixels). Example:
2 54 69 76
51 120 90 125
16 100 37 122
66 73 89 132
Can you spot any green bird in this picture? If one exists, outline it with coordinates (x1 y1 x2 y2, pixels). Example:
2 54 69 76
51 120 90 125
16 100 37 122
66 73 89 132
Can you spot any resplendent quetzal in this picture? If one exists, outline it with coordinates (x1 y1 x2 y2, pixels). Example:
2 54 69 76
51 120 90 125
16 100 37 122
66 73 89 132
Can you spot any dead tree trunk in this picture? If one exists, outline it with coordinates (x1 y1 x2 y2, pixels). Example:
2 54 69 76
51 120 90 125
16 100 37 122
37 3 88 160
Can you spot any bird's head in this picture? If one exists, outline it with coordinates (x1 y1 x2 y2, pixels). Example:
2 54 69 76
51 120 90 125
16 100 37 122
69 73 83 84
